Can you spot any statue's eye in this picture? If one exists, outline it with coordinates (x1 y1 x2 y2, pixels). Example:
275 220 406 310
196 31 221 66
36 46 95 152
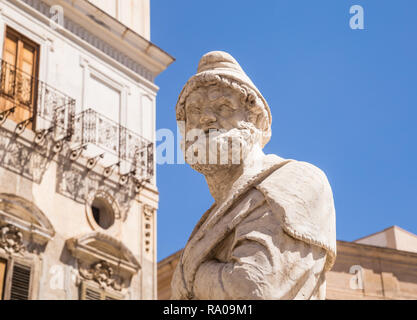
188 105 201 115
219 104 234 116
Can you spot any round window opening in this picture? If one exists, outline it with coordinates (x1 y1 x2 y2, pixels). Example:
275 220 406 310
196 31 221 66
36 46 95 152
91 197 115 230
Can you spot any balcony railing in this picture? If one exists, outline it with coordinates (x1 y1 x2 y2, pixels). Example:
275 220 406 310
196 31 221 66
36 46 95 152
0 59 75 141
72 108 154 181
0 59 153 183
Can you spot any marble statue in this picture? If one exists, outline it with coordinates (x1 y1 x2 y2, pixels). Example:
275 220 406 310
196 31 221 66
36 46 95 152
171 51 336 300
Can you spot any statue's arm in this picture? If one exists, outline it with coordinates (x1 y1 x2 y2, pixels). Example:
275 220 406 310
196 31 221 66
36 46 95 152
193 202 327 300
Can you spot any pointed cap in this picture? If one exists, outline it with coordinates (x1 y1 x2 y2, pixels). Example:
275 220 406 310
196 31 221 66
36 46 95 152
176 51 272 147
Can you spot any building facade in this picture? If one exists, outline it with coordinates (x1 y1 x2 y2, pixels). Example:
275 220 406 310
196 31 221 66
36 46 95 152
158 226 417 300
0 0 173 300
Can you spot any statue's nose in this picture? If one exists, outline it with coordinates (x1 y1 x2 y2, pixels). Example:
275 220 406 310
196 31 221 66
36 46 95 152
200 110 216 124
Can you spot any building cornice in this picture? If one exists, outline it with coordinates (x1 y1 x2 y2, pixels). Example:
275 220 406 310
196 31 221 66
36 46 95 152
158 250 182 268
8 0 174 85
159 241 417 271
336 240 417 268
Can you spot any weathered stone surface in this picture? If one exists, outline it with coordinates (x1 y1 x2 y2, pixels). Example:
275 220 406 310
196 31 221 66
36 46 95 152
159 237 417 300
171 51 336 300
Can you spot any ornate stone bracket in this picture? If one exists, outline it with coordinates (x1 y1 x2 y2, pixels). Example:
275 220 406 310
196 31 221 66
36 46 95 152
79 260 122 291
0 224 25 255
0 194 55 256
143 205 155 218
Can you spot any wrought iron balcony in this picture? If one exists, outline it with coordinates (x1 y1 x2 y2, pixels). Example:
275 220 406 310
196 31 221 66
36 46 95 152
0 59 75 141
72 108 154 182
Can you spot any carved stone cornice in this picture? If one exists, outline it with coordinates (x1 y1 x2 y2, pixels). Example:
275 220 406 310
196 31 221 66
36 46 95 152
0 193 55 247
67 232 140 292
0 224 25 254
16 0 162 82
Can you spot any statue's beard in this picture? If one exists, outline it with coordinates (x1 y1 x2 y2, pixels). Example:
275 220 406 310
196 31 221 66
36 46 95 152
182 122 262 175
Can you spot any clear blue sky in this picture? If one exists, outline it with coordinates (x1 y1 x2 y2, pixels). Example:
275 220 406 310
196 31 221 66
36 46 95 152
151 0 417 261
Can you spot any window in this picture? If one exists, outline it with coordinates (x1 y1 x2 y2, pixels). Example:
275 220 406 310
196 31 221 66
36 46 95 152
86 74 120 122
0 258 32 300
85 191 120 231
1 27 39 128
80 281 122 300
91 197 115 230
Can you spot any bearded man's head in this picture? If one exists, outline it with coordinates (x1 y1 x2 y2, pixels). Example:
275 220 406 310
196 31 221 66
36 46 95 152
175 51 272 175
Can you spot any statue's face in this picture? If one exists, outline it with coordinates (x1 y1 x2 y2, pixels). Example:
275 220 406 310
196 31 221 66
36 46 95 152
184 86 247 134
182 85 261 173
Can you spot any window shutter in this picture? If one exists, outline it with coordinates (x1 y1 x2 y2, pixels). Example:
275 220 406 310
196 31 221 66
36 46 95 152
0 259 7 300
9 263 31 300
1 27 39 128
1 33 18 103
17 43 36 107
104 294 119 300
85 288 102 300
80 281 103 300
3 33 18 67
80 281 123 300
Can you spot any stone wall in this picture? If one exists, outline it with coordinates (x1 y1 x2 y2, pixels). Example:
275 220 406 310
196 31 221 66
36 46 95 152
0 0 172 300
158 240 417 300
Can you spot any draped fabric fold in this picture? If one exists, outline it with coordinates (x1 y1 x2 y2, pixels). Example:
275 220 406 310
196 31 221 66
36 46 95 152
171 155 336 300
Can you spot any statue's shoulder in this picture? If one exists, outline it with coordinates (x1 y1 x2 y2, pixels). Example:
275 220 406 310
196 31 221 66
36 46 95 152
259 155 334 216
262 154 331 189
257 155 337 271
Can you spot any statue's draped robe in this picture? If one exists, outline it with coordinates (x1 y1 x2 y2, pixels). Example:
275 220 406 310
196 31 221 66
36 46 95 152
171 155 336 300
